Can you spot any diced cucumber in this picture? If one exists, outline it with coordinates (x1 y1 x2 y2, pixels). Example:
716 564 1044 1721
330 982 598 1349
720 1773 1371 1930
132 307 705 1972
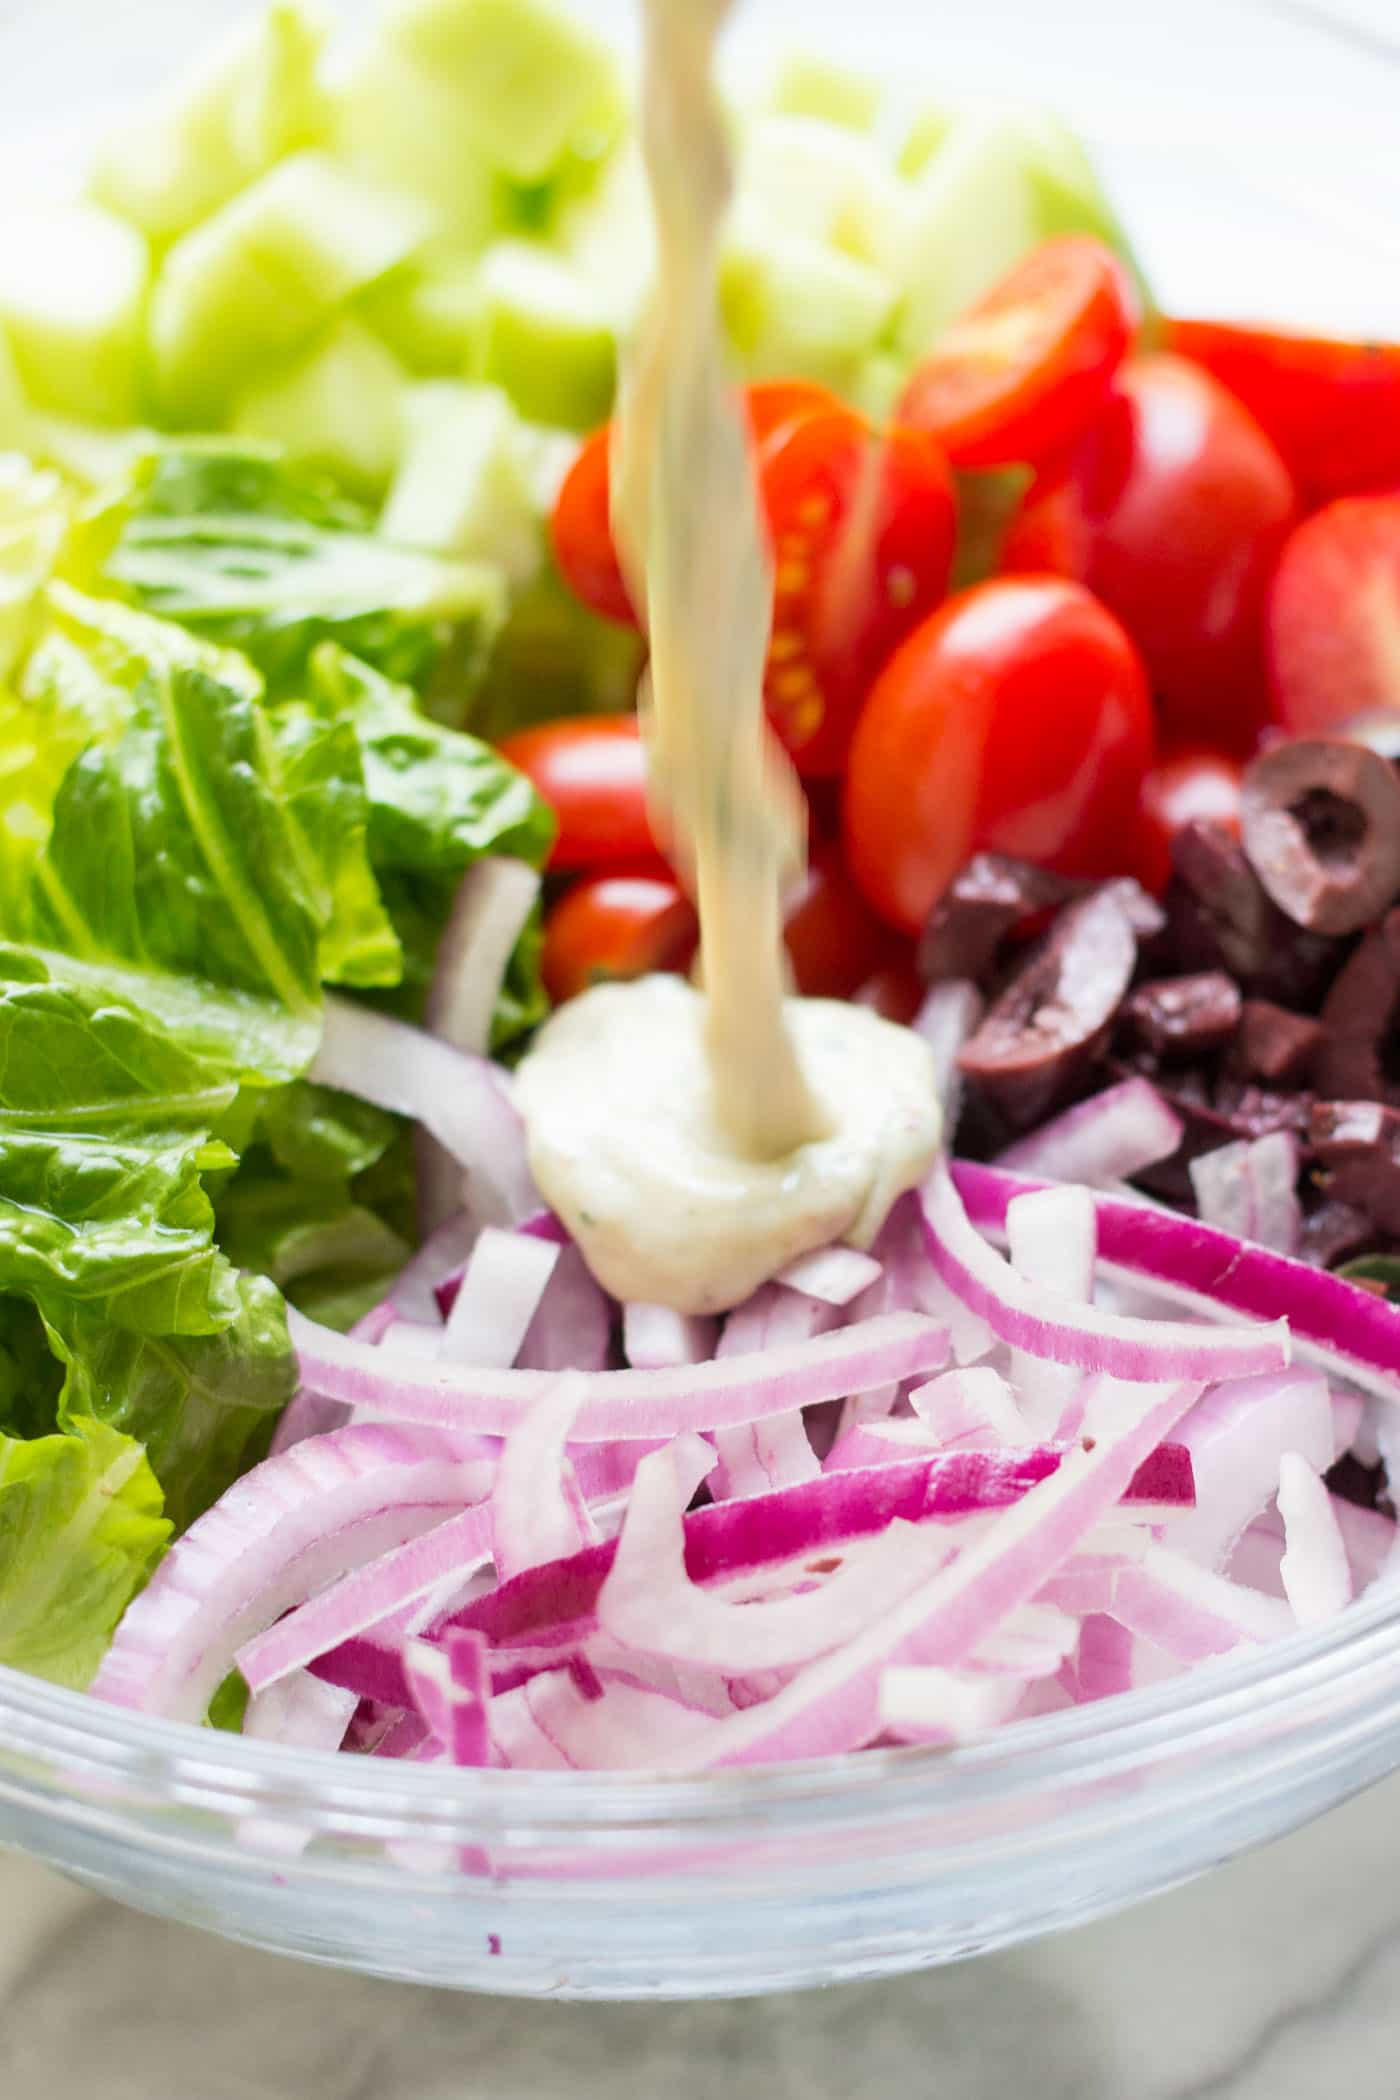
149 151 431 422
555 141 655 339
233 320 408 494
333 44 502 249
765 55 883 134
896 105 958 180
89 3 330 247
386 0 625 185
468 241 616 430
0 205 149 426
895 113 1042 360
358 252 483 373
739 116 911 276
381 381 540 586
722 205 897 390
27 415 156 490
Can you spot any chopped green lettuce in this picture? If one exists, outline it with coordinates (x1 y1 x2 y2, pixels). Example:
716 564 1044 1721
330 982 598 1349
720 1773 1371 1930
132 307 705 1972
0 1418 170 1688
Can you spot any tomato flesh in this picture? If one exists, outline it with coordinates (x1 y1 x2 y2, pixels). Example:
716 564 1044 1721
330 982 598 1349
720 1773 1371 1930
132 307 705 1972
542 873 698 1005
1137 746 1244 895
899 235 1138 471
760 408 957 777
782 843 901 999
1168 318 1400 504
843 576 1156 935
747 380 845 449
1268 493 1400 736
551 427 637 628
498 715 660 873
1002 354 1298 749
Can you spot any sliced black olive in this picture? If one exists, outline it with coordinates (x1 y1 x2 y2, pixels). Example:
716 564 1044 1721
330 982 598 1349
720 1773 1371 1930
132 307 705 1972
1232 1000 1324 1087
1123 972 1242 1060
1316 910 1400 1104
917 854 1087 987
1241 739 1400 935
1309 1100 1400 1235
1162 819 1343 1006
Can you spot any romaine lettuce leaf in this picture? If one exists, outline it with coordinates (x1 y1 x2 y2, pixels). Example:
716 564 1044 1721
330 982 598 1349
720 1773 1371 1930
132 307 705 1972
0 1416 170 1688
100 441 507 693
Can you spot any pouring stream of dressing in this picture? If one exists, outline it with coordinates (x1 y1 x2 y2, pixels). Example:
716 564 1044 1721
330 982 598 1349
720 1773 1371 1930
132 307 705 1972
514 0 942 1313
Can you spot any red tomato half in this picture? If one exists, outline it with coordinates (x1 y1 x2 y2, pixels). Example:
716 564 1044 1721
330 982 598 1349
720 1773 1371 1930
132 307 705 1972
551 427 636 627
498 715 659 873
1168 318 1400 504
1137 746 1244 894
1267 493 1400 735
747 379 844 448
760 409 957 777
542 873 698 1005
1002 354 1298 749
899 235 1138 470
843 576 1155 935
782 843 900 999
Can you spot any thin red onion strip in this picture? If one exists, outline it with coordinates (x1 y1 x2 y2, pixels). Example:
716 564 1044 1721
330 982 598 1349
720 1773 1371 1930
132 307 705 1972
998 1077 1183 1186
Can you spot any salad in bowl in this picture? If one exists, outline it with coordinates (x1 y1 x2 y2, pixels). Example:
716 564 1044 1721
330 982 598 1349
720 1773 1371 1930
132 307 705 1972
2 0 1400 1996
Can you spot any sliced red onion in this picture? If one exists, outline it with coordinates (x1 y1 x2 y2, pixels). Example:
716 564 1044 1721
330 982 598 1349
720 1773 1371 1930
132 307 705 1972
1328 1495 1398 1592
1169 1371 1333 1571
404 1628 493 1766
955 1161 1400 1404
998 1078 1183 1187
597 1437 955 1672
312 995 538 1228
1006 1185 1098 1438
426 858 541 1060
519 1671 717 1770
389 1214 477 1326
824 1418 942 1473
622 1302 718 1370
287 1304 951 1441
910 1367 1024 1445
878 1663 1026 1744
517 1243 614 1374
835 1199 923 1439
775 1245 883 1307
972 1600 1080 1677
711 1284 832 1497
242 1672 358 1750
912 980 984 1120
1072 1613 1138 1702
439 1226 559 1368
492 1376 594 1580
928 1165 1290 1384
662 1378 1203 1769
91 1426 495 1721
1277 1453 1353 1626
1189 1132 1302 1257
1110 1545 1295 1659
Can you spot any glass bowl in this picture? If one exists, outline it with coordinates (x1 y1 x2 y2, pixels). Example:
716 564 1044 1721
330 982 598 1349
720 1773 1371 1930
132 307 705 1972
3 0 1400 2001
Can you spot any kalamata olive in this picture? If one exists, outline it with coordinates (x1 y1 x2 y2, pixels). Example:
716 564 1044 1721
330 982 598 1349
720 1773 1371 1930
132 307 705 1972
1241 739 1400 935
1316 910 1400 1104
1123 972 1242 1059
958 885 1139 1125
917 855 1087 986
1232 1000 1324 1087
1162 819 1343 1006
1309 1100 1400 1235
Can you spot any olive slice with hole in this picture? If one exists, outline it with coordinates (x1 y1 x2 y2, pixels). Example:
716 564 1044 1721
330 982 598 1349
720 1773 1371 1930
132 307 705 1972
1241 739 1400 935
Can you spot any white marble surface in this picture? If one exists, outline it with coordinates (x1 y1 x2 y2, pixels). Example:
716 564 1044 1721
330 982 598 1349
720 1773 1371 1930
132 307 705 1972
5 1771 1400 2099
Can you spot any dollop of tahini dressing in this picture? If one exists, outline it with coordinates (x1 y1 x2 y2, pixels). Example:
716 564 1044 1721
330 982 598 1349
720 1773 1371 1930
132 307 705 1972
515 0 942 1314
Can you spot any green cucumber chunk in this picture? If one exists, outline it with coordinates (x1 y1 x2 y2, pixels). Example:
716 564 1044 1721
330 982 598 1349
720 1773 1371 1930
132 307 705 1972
381 381 541 587
468 241 616 430
233 320 409 494
0 205 149 425
764 55 883 134
722 206 897 390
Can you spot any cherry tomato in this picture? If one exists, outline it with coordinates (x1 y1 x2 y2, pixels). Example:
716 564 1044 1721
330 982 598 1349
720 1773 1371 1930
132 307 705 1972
852 957 925 1027
551 427 636 627
550 386 841 632
899 235 1138 471
1002 355 1299 749
541 873 698 1005
1168 318 1400 504
1137 746 1244 894
498 715 660 873
782 844 901 999
843 576 1156 935
760 408 957 777
1267 493 1400 735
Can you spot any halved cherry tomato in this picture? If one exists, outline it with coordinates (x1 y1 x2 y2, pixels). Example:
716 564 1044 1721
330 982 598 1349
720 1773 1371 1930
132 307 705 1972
1168 318 1400 504
550 386 841 632
551 427 636 628
899 235 1138 471
497 715 659 873
843 576 1155 935
782 843 901 999
760 408 956 777
1267 493 1400 735
1002 354 1298 749
541 873 698 1005
852 956 925 1027
1137 746 1244 894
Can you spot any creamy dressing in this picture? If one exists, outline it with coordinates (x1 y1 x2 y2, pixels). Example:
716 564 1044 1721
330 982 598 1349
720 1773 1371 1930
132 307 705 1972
514 0 942 1312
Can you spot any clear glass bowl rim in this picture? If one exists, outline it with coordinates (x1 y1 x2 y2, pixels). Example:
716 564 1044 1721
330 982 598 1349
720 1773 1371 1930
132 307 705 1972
6 1569 1400 1846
